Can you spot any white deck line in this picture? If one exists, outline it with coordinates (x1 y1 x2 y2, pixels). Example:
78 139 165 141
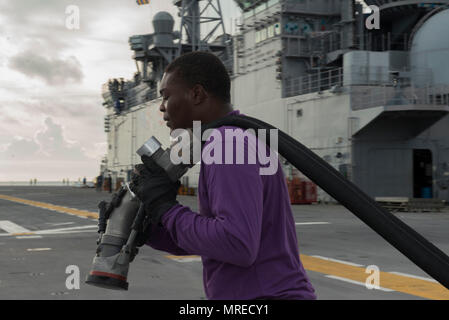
311 255 364 267
295 222 330 225
16 236 43 239
0 220 31 234
325 275 395 292
34 225 97 234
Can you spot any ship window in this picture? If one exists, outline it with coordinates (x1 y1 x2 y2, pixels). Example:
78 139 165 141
260 28 267 41
255 30 261 43
268 25 275 38
285 22 300 35
274 22 281 35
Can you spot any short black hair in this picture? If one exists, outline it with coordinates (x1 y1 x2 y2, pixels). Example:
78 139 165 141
166 51 231 103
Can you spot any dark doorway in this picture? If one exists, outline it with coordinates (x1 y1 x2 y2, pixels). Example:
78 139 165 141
413 149 433 198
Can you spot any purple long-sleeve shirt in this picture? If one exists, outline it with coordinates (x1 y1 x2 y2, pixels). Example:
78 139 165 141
146 110 316 300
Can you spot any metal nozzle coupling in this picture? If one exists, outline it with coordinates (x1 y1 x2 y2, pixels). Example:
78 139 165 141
86 135 195 290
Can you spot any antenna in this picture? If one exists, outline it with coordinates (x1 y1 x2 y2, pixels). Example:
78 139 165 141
174 0 233 72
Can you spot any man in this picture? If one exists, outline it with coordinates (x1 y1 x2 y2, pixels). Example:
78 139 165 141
96 175 103 192
130 51 316 300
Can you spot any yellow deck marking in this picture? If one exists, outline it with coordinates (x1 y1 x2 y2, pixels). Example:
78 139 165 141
166 254 449 300
300 254 449 300
1 194 448 299
0 194 98 219
165 255 202 262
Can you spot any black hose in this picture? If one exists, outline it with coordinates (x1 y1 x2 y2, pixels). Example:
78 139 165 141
201 114 449 290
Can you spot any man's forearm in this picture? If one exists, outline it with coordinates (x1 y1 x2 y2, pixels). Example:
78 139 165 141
161 204 260 267
145 219 191 256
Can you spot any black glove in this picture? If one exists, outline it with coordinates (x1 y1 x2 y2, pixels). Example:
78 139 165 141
97 186 127 234
129 156 180 227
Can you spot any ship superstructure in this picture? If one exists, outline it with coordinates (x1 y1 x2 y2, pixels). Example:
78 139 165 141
101 0 449 203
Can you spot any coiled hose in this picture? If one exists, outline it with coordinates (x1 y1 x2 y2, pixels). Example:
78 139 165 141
201 114 449 290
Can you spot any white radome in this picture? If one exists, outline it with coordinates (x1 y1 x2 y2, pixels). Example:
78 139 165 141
410 9 449 87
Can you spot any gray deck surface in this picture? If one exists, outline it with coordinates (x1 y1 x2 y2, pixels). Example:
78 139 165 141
0 186 448 300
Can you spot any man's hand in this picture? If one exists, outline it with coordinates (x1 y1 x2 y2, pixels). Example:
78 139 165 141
129 156 180 226
97 187 128 232
96 186 128 244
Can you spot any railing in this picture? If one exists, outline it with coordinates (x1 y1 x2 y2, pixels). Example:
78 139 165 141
283 32 342 58
350 84 449 110
284 32 410 58
284 66 449 110
282 0 341 15
356 32 410 52
125 86 158 109
284 68 343 97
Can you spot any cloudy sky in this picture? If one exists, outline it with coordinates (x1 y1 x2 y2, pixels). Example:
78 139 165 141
0 0 240 182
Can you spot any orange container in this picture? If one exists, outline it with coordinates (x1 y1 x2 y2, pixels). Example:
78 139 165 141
286 178 317 204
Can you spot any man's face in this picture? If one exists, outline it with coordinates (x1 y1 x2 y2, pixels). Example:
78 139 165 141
159 71 195 131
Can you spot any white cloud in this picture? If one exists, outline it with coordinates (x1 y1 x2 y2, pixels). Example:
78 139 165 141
0 0 241 181
1 117 91 161
0 117 105 180
9 50 84 85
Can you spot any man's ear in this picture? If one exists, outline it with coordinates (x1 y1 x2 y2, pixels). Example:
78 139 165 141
190 84 208 105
